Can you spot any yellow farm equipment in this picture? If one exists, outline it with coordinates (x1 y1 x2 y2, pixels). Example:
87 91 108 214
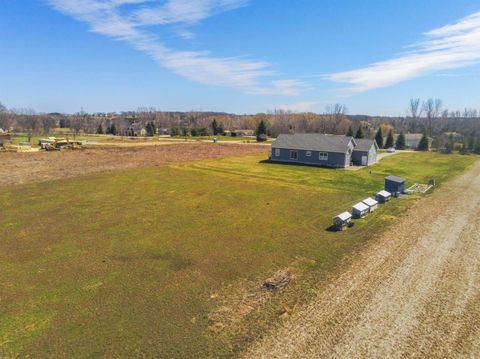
45 139 83 151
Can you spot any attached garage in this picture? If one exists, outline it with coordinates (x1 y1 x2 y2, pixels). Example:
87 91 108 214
352 139 378 166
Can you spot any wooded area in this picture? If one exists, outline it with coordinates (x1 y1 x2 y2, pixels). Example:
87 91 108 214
1 99 480 151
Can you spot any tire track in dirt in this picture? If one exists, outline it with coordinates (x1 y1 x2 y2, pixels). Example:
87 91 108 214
241 161 480 359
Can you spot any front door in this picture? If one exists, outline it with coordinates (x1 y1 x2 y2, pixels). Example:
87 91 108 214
361 156 368 166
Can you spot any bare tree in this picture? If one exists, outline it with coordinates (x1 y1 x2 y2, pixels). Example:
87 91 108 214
324 104 347 133
422 98 443 135
408 98 422 119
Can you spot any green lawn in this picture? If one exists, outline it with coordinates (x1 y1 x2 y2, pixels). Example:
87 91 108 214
0 152 476 358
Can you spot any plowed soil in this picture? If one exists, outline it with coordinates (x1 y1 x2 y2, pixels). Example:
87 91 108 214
0 143 268 187
242 161 480 359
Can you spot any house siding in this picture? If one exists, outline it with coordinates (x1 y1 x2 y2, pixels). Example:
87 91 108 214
352 144 377 166
271 147 349 168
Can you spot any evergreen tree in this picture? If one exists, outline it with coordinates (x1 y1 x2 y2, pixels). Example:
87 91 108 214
385 130 394 148
375 128 383 148
256 120 267 142
417 132 430 151
97 123 104 135
346 126 354 137
468 135 476 151
460 139 469 155
474 139 480 155
395 131 406 150
355 127 364 139
218 122 224 135
211 119 219 135
110 123 117 136
146 121 156 136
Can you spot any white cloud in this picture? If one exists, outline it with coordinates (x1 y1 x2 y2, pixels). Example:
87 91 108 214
47 0 306 96
326 11 480 92
272 101 317 113
132 0 249 26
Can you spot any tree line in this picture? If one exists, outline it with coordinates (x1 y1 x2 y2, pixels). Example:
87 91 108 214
1 100 480 151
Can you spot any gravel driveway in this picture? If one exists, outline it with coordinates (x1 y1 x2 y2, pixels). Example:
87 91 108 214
242 161 480 358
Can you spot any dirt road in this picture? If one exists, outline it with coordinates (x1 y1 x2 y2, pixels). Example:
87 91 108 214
242 161 480 358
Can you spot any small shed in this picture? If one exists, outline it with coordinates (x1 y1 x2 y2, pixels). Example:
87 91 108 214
376 190 392 203
385 175 406 195
333 212 352 231
352 202 369 218
362 197 378 212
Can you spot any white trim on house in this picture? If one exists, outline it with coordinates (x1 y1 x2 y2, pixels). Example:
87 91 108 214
290 150 298 160
319 152 328 161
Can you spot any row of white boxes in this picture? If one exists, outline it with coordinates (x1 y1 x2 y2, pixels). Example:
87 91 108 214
333 190 393 230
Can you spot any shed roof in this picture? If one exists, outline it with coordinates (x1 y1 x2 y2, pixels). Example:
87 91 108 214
353 138 378 152
334 212 352 221
362 197 378 207
352 202 369 212
385 175 405 183
377 190 392 197
272 134 355 153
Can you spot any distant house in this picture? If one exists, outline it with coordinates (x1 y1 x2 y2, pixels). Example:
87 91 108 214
385 175 406 195
271 134 357 168
225 129 254 137
352 139 378 166
393 133 433 149
0 132 11 141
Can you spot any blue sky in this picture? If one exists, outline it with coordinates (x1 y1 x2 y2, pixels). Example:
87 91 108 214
1 0 480 115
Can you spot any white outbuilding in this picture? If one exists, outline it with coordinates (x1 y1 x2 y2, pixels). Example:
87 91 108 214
333 212 353 231
376 190 392 203
362 197 378 212
352 202 369 218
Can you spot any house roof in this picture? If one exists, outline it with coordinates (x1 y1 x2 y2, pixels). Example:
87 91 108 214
353 138 378 152
377 190 392 197
352 202 369 212
362 197 378 207
385 175 405 183
334 212 352 221
272 134 355 153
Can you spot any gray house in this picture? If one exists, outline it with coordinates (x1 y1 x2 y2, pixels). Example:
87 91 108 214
352 139 378 166
271 134 356 168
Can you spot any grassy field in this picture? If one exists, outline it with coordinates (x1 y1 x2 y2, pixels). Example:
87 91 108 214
0 152 476 357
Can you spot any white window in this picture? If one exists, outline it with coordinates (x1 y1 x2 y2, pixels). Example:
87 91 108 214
306 151 312 157
290 151 298 160
274 148 280 157
319 152 328 161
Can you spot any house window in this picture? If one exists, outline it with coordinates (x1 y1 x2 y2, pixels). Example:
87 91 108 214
306 151 312 157
290 151 298 160
274 148 280 157
319 152 328 161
